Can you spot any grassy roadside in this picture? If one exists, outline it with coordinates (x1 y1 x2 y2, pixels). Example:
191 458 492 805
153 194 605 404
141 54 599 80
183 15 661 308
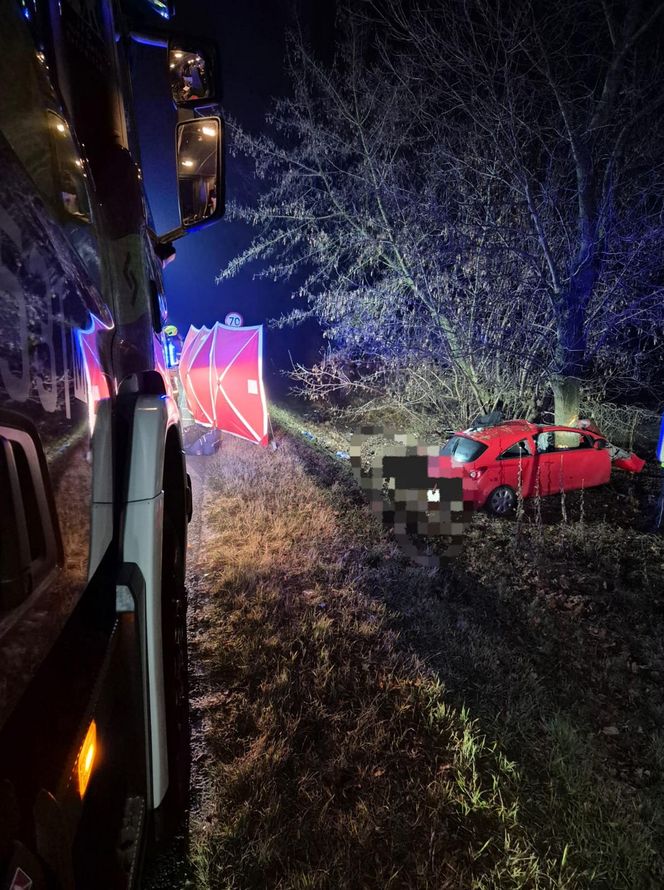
185 405 664 889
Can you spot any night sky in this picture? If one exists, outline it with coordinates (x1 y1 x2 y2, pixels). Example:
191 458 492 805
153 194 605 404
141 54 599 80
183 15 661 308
132 0 335 394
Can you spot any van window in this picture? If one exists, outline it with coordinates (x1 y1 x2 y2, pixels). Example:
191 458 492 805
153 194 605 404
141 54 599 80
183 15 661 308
0 438 24 611
0 424 60 613
11 441 46 563
47 111 92 222
0 8 101 287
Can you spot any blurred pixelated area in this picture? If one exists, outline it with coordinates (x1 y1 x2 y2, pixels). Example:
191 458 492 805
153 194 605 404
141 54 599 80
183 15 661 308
350 427 473 568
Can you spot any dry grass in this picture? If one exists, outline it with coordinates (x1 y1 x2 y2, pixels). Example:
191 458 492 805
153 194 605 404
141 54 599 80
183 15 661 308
184 408 664 889
194 436 346 582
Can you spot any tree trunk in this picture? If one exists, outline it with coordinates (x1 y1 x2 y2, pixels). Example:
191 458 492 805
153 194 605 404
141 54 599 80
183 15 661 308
551 266 593 427
550 373 582 427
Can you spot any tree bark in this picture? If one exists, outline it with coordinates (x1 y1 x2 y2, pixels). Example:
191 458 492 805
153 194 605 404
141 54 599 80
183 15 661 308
550 295 589 426
550 200 597 426
550 373 582 427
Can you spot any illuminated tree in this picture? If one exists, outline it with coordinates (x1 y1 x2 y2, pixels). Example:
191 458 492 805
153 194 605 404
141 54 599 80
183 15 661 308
220 1 664 426
372 0 664 423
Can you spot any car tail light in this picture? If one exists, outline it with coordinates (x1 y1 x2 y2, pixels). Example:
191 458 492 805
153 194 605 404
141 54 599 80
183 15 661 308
468 468 485 480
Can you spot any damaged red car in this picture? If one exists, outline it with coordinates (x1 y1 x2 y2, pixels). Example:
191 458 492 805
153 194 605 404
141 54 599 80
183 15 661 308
429 420 645 516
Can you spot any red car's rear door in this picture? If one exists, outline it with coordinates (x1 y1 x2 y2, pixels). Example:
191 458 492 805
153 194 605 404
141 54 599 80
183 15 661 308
485 437 536 499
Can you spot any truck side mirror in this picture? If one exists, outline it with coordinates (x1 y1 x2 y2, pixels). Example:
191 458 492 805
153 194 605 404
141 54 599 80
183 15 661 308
175 117 224 228
169 39 217 106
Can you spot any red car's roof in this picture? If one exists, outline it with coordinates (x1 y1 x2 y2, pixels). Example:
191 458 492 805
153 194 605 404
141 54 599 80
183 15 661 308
458 420 604 443
460 420 538 442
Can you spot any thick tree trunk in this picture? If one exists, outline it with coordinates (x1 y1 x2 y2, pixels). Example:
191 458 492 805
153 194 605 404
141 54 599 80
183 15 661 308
550 373 582 427
551 227 596 426
551 293 589 428
547 131 598 429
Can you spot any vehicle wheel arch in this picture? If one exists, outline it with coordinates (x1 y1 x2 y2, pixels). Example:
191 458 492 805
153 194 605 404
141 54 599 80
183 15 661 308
486 484 517 516
153 421 190 843
162 424 187 552
117 393 190 844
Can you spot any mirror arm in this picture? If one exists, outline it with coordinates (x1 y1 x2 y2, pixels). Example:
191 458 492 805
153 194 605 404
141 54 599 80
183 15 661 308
127 31 168 48
155 225 186 245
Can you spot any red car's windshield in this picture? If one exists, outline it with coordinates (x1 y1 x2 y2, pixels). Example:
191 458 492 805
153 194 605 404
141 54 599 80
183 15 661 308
441 435 488 463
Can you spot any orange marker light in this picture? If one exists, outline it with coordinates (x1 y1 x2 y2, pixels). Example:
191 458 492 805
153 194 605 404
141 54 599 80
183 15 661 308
77 721 97 798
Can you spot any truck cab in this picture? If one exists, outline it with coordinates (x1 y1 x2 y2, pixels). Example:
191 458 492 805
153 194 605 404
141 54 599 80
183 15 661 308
0 0 222 885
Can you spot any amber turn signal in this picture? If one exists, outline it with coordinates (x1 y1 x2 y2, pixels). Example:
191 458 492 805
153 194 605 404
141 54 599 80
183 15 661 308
77 721 97 798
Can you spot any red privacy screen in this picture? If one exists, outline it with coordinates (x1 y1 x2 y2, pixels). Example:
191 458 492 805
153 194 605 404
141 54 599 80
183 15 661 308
179 323 269 446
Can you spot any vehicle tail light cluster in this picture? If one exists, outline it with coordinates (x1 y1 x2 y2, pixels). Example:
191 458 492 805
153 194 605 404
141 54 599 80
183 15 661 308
468 468 486 480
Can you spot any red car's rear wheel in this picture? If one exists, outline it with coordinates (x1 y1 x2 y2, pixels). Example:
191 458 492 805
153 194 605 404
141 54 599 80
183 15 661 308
487 485 516 516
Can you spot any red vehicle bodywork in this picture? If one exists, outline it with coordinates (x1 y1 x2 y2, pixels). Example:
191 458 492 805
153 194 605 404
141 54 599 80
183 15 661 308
428 420 641 511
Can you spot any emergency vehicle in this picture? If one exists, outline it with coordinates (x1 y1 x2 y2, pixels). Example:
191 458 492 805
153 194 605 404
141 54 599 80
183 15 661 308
0 0 223 885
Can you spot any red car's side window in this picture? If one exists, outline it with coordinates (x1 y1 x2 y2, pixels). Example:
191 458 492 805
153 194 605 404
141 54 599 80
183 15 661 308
498 439 534 460
536 431 609 494
536 431 592 453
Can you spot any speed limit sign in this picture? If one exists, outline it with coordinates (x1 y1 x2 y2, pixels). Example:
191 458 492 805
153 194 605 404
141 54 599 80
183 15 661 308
224 311 244 327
